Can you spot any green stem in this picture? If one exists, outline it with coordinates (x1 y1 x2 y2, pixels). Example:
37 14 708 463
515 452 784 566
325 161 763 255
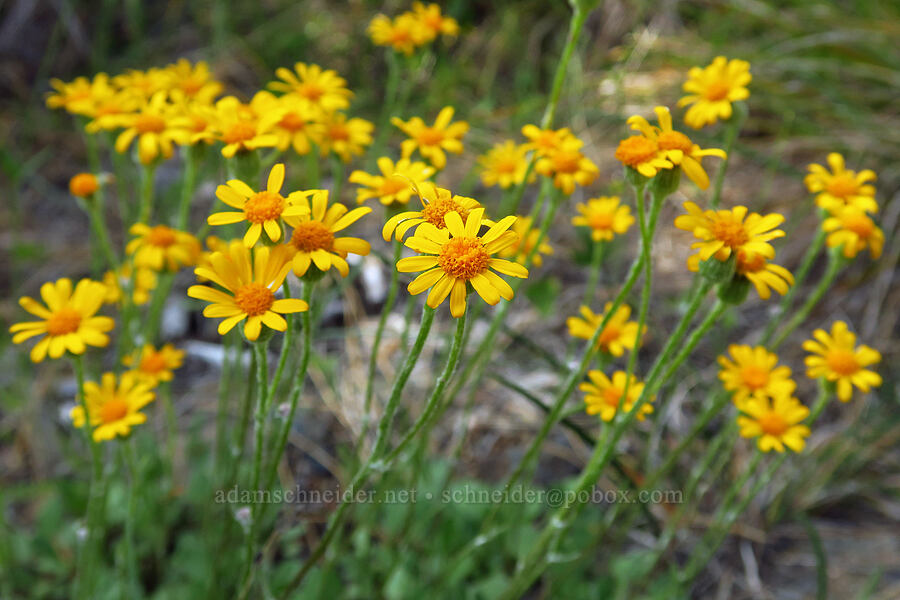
369 49 402 169
138 162 157 224
581 240 605 308
145 271 176 344
121 440 140 596
540 6 589 129
709 104 746 209
161 381 177 485
176 145 202 230
280 306 436 596
770 251 844 350
85 194 119 272
331 156 345 203
306 145 320 189
361 239 402 447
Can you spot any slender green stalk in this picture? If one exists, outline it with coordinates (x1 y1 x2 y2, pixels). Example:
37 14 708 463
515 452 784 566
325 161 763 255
306 146 320 189
268 281 295 408
176 145 203 230
540 6 589 129
280 306 436 596
121 440 140 596
709 104 746 209
160 381 177 485
138 163 157 224
761 227 826 343
240 341 270 594
85 193 119 272
368 49 402 168
72 355 104 600
145 271 176 344
581 240 605 308
262 282 315 493
331 156 345 203
361 239 403 447
399 293 416 353
770 251 844 350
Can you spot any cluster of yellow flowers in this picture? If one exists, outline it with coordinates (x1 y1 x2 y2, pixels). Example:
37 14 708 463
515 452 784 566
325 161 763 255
368 2 459 56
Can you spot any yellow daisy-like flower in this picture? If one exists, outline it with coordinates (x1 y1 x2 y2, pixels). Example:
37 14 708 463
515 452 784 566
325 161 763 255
497 215 553 267
392 106 469 170
114 91 190 164
170 96 218 145
284 191 372 278
572 196 635 242
581 370 654 422
46 76 96 115
124 343 185 387
349 157 435 206
478 141 533 189
566 303 643 357
521 124 575 158
804 153 878 214
674 202 785 265
127 224 201 271
382 182 482 241
368 13 425 56
614 135 672 179
822 205 884 260
210 95 281 158
737 395 809 453
397 209 527 317
209 163 311 247
678 56 751 129
687 249 794 300
113 67 173 100
102 265 158 306
411 2 459 40
253 92 325 156
69 173 100 198
188 242 307 341
9 278 114 363
164 59 223 104
803 321 882 402
717 345 796 407
535 138 599 195
268 62 353 113
318 112 374 162
626 106 727 189
71 372 155 442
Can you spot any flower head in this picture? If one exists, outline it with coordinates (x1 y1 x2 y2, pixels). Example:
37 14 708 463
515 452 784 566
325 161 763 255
737 395 809 453
127 224 201 271
614 135 671 178
382 182 481 241
284 191 371 278
349 157 435 206
392 106 468 169
803 321 881 402
209 95 280 158
10 278 114 362
69 173 100 198
368 13 426 55
496 215 553 267
478 141 533 189
521 125 575 157
626 106 726 189
188 242 307 341
535 138 599 194
209 163 311 247
102 265 158 306
397 209 527 317
253 91 326 156
124 343 185 387
113 68 173 100
114 91 190 164
581 370 654 422
71 372 156 442
46 76 98 114
318 112 373 162
411 2 459 39
164 59 223 103
572 196 635 242
566 303 643 357
678 56 751 129
674 202 785 265
805 153 878 214
718 345 796 407
822 206 884 260
268 62 353 113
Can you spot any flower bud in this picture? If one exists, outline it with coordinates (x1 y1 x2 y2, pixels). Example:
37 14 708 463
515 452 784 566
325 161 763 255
717 275 750 305
699 253 736 284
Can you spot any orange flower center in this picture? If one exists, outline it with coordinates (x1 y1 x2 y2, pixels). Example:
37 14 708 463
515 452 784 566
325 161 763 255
825 174 858 199
757 411 788 436
243 191 285 223
842 212 874 238
46 308 82 336
825 348 859 376
390 28 413 44
134 114 166 134
99 398 129 424
290 221 335 252
147 225 177 247
379 177 408 197
328 124 350 141
179 78 204 96
279 111 306 131
598 324 621 348
615 136 659 167
737 250 766 274
234 283 275 316
657 131 694 153
589 212 614 230
70 173 99 198
703 79 731 101
139 352 167 374
223 122 257 145
189 116 209 134
493 158 519 174
711 215 750 248
297 82 324 102
740 365 769 390
416 127 445 146
551 150 582 174
438 237 490 280
422 197 469 228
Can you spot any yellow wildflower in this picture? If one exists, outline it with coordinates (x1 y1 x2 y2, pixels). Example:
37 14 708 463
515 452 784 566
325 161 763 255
535 138 599 194
478 141 533 189
392 106 469 169
822 206 884 260
268 62 353 113
581 370 654 422
497 215 553 267
566 303 643 357
803 321 881 402
382 182 481 241
349 157 435 206
737 395 809 453
805 153 878 214
71 372 156 442
674 202 785 265
572 197 635 242
678 56 751 129
124 343 185 387
127 224 201 271
718 345 796 407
